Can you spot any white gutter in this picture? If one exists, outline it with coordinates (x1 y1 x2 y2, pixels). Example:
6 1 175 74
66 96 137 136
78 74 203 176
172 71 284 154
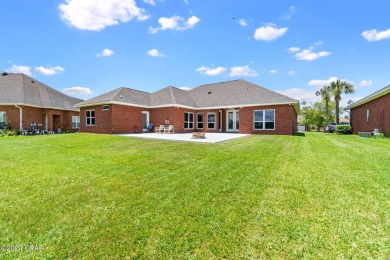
345 85 390 110
76 100 300 111
14 105 23 131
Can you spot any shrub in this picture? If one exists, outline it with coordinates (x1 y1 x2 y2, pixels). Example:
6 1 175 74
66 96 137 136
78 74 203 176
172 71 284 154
335 124 352 135
373 133 386 139
6 130 17 136
0 114 11 131
1 129 17 137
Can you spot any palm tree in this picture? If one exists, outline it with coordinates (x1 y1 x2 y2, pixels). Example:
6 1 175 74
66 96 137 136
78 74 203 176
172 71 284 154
316 85 332 126
329 79 355 124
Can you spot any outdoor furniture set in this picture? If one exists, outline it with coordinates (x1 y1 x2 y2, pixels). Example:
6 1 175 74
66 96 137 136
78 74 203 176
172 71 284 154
155 125 174 134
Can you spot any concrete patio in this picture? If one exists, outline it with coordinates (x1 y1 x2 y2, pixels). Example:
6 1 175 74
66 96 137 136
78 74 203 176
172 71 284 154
117 133 250 143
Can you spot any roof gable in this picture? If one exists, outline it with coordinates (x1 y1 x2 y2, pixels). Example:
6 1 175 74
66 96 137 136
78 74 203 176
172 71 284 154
76 79 299 113
151 86 196 107
76 87 151 107
188 79 298 108
346 85 390 110
0 73 83 111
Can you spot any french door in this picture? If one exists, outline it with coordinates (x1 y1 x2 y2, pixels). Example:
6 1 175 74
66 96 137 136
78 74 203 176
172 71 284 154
226 110 239 132
142 111 149 131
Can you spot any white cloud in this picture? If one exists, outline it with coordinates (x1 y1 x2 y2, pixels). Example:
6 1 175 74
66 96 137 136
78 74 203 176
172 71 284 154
59 0 149 31
360 80 373 87
143 0 155 5
314 41 323 46
96 48 114 57
35 66 65 75
288 47 300 53
238 19 247 27
276 88 319 103
229 66 258 77
254 24 288 41
196 65 258 77
6 65 32 76
187 16 200 27
287 70 296 76
294 49 331 61
179 86 192 91
147 49 165 57
284 5 296 20
308 77 354 91
149 15 200 33
269 69 278 74
308 77 353 89
308 77 339 87
197 66 227 76
62 86 93 95
362 28 390 41
184 0 190 4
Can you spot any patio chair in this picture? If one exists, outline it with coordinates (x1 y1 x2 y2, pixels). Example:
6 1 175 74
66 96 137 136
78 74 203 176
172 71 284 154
155 124 165 134
146 123 154 132
164 125 174 134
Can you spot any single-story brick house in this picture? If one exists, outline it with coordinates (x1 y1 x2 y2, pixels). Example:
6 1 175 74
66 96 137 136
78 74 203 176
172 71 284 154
76 79 299 135
346 84 390 136
0 73 83 132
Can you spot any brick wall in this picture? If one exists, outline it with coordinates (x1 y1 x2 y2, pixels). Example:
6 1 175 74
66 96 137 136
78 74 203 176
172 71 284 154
350 93 390 136
80 104 145 134
0 106 20 130
0 105 79 132
150 107 221 133
150 107 175 131
80 105 112 134
78 104 298 135
112 104 144 134
239 105 297 135
167 107 221 133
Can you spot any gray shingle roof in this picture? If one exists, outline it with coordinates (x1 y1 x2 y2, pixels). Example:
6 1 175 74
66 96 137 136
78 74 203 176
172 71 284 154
76 87 151 107
188 80 297 108
76 79 299 111
150 86 197 107
0 73 83 111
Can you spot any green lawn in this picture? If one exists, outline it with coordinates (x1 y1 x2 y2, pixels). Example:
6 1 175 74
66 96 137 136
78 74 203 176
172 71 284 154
0 133 389 259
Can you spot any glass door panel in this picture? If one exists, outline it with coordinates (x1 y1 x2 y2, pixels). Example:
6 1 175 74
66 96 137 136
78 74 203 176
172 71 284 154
228 112 234 130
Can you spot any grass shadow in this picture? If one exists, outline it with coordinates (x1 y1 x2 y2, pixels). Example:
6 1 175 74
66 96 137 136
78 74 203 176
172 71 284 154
294 132 306 137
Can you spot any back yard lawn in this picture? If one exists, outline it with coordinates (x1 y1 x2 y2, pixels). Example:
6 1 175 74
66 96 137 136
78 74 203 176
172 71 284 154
0 133 389 258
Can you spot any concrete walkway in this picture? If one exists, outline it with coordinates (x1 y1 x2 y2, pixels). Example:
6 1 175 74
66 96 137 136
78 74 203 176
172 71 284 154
117 132 250 143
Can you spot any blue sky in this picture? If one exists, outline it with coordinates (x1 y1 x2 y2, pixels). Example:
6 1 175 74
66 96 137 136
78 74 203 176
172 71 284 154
1 0 390 107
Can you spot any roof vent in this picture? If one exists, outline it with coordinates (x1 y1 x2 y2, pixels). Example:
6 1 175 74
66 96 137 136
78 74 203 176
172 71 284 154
2 72 8 76
208 91 212 94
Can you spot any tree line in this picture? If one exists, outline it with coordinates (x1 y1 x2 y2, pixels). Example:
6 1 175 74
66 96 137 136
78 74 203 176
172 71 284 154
301 79 355 131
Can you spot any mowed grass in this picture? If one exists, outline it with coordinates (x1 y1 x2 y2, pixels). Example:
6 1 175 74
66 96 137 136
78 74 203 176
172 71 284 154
0 133 389 259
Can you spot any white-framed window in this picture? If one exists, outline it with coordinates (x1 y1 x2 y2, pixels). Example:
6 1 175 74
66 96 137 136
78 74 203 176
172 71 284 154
102 105 110 111
184 112 194 129
366 109 369 122
207 112 216 129
197 113 204 129
0 112 5 129
254 109 275 130
72 115 80 129
86 110 95 126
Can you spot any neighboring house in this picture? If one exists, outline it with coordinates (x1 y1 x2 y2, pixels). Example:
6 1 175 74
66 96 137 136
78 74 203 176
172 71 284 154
0 73 83 132
76 79 299 135
346 85 390 136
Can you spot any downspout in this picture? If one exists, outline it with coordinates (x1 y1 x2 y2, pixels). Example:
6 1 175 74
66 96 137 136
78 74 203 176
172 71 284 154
15 105 23 131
